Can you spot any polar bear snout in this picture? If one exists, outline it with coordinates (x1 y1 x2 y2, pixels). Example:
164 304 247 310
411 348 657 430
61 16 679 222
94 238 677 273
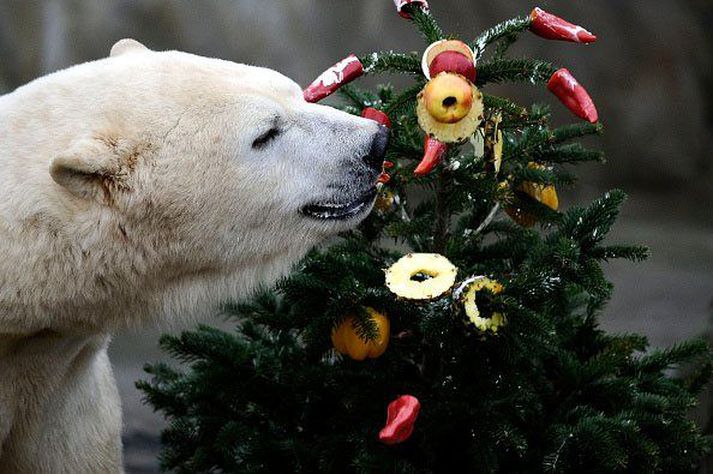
363 126 389 171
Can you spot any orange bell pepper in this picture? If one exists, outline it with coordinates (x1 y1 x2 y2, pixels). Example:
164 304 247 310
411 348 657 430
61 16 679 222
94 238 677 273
331 308 390 361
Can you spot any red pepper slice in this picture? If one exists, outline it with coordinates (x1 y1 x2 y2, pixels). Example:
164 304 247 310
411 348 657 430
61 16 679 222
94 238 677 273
377 172 392 184
414 136 448 176
530 7 597 44
393 0 430 20
361 107 392 129
303 55 364 103
378 395 421 445
547 68 599 123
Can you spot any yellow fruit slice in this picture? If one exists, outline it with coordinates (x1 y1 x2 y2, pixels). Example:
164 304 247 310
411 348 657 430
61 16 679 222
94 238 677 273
457 276 505 333
417 81 483 143
331 308 390 361
385 253 458 300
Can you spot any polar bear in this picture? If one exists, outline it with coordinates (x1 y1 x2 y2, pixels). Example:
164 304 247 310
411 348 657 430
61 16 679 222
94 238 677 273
0 39 387 473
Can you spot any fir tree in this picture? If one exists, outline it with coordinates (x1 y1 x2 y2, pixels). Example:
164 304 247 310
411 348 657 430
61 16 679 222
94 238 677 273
139 4 712 472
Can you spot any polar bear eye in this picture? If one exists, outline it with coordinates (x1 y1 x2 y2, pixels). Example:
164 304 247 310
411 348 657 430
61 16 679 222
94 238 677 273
252 127 282 149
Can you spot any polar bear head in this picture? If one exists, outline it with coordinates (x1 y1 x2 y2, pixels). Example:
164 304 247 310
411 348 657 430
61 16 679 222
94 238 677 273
0 39 387 330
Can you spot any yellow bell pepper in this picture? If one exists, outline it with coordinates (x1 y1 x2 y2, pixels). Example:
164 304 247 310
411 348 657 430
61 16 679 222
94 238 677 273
505 162 559 227
331 308 390 361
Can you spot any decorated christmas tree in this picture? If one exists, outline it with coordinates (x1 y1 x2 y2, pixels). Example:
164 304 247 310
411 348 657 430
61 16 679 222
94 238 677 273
139 2 712 472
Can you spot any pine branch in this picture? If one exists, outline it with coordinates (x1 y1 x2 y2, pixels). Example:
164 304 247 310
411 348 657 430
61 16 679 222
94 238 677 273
337 84 379 109
635 340 710 372
558 190 627 250
384 82 425 117
552 123 604 143
591 245 650 262
514 165 574 187
483 93 528 119
535 144 605 164
409 7 444 44
476 58 557 87
472 16 532 60
359 51 422 76
433 169 452 253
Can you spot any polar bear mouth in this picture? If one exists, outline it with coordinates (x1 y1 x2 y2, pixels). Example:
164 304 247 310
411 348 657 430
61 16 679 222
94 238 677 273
301 188 378 221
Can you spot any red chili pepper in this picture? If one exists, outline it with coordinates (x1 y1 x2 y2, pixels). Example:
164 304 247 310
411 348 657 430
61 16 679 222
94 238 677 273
547 68 599 123
383 161 395 169
377 172 392 184
361 107 392 129
530 7 597 44
393 0 430 19
414 136 448 176
378 395 421 445
303 55 364 103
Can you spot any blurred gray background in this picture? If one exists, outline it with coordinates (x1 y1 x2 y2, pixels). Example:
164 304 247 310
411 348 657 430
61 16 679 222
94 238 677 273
1 1 711 472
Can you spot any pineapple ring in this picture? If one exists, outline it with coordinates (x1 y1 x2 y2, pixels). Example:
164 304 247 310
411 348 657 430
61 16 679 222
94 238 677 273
417 84 484 143
385 253 457 300
456 276 505 333
493 129 504 174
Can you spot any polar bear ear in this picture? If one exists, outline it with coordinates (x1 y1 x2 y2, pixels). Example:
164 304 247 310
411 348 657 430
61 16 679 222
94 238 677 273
110 38 150 57
50 136 137 204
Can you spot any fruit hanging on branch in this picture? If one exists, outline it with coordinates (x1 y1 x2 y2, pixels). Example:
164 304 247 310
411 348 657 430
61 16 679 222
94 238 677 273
361 107 392 129
378 395 421 445
393 0 430 19
475 111 504 175
374 188 399 213
454 276 506 333
331 308 390 361
417 40 483 144
303 54 364 103
504 163 560 227
529 7 597 44
385 253 458 300
548 68 599 123
421 39 476 81
361 107 394 183
414 135 448 176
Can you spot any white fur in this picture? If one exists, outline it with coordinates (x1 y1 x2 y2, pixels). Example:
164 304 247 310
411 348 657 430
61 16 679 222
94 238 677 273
0 40 382 472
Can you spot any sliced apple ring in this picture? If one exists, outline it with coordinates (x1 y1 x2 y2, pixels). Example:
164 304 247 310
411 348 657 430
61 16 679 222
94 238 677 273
422 39 476 80
417 80 484 143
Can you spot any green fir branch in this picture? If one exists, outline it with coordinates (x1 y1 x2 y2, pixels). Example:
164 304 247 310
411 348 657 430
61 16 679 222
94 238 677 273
384 82 425 117
337 84 379 109
552 122 604 143
535 143 605 164
559 190 627 250
635 340 710 373
591 245 650 262
472 16 532 60
409 7 444 44
359 51 421 76
476 58 557 87
483 93 528 118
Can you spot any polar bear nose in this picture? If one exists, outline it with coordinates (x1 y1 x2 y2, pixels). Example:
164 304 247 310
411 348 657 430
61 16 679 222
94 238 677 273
364 126 389 171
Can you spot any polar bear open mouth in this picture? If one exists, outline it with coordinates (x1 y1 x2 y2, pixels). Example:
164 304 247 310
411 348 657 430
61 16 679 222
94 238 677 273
301 187 378 220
